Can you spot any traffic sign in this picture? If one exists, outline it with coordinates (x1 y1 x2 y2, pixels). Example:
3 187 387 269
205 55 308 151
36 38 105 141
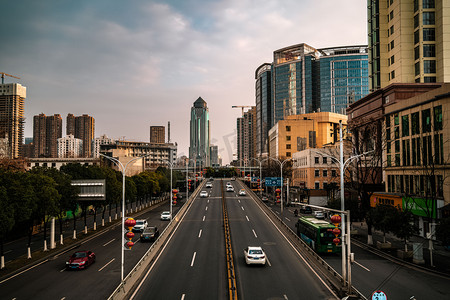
371 290 387 300
265 177 281 187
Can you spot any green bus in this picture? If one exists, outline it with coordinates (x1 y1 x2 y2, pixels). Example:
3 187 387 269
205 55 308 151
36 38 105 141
295 216 341 254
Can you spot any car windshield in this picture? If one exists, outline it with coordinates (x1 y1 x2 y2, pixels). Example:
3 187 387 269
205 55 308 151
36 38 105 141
136 221 144 225
249 249 263 255
144 228 156 234
73 252 87 258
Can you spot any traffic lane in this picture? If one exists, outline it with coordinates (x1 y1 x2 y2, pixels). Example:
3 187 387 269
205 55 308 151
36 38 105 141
226 195 336 300
132 196 227 300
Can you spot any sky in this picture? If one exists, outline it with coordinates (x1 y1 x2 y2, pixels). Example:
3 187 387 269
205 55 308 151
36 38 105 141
1 0 367 164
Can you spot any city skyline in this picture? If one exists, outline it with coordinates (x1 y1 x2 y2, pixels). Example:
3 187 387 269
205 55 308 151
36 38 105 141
0 0 367 164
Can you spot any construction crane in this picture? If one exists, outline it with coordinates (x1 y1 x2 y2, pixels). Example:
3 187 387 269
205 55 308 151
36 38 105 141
1 72 21 84
231 105 253 117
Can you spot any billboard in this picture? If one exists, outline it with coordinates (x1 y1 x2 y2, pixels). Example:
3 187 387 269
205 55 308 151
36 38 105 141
71 179 106 201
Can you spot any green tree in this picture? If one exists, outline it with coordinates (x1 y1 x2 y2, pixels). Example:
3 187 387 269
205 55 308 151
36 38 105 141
371 205 398 243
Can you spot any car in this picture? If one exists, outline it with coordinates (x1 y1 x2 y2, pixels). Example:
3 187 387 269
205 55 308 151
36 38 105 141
140 226 160 242
239 189 246 196
200 190 208 198
261 196 269 203
160 211 171 220
314 211 325 219
231 177 236 181
205 182 213 188
66 250 96 270
226 186 234 192
226 182 232 187
132 219 148 232
300 206 313 214
244 246 266 265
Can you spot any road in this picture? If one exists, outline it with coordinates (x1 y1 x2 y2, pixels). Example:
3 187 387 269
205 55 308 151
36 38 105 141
131 179 337 300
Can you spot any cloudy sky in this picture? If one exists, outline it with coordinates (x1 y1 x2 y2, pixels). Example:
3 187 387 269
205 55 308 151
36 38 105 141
1 0 367 164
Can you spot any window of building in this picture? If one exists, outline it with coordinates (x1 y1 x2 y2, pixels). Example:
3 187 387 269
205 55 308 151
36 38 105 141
395 154 400 166
411 112 420 135
323 157 327 164
414 14 419 28
434 105 442 130
434 133 442 164
286 126 291 131
422 109 431 133
391 70 395 79
414 0 419 11
323 170 328 177
402 115 409 137
394 126 400 139
286 144 291 149
387 155 391 167
390 10 394 21
423 44 436 57
424 76 436 83
315 182 320 189
391 55 395 64
331 170 337 177
423 12 435 25
390 25 394 35
394 113 399 125
286 135 291 141
414 46 420 60
387 141 391 153
395 140 400 153
386 115 391 128
412 138 417 165
286 152 291 157
315 157 319 164
424 60 436 73
423 28 435 41
390 40 395 50
415 62 420 76
423 0 435 8
315 169 320 177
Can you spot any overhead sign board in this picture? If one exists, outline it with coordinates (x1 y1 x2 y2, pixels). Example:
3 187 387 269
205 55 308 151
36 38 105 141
265 177 281 187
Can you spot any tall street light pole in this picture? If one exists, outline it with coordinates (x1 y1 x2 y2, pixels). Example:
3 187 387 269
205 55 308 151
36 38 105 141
99 153 148 284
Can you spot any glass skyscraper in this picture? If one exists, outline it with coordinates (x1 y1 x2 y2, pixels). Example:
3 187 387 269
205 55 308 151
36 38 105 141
189 97 210 167
255 63 272 157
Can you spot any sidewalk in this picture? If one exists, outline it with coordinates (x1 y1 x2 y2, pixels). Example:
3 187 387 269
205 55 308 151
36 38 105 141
350 221 450 276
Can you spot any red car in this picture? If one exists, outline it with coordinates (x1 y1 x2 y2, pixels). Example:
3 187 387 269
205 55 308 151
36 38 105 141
66 250 96 270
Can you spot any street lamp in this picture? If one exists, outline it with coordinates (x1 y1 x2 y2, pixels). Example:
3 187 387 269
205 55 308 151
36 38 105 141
249 157 267 198
164 160 176 221
266 157 296 215
99 153 148 284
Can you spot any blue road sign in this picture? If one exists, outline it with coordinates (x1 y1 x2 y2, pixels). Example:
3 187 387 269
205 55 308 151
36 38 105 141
265 177 281 187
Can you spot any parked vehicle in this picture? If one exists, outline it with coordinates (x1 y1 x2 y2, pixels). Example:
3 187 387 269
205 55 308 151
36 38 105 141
66 251 96 270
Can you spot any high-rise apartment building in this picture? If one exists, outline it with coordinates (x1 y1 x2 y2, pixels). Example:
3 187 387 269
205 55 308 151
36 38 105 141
237 107 257 162
33 113 62 158
67 114 95 157
368 0 450 91
210 145 219 167
57 134 83 158
272 43 369 126
189 97 210 167
150 126 165 143
0 83 26 158
92 134 114 158
255 63 272 157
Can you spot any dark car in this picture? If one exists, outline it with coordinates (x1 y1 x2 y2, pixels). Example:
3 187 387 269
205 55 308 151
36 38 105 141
66 250 95 270
140 226 160 242
261 196 269 203
300 206 313 214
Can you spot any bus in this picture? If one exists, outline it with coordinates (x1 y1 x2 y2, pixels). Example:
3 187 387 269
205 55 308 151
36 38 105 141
295 216 341 254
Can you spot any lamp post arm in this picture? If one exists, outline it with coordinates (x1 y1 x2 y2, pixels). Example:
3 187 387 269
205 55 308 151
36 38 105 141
343 150 375 171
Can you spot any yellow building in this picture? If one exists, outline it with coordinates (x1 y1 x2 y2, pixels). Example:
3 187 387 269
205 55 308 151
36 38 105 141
268 112 347 159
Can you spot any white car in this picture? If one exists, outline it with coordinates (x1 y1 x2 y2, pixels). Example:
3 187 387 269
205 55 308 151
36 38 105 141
205 182 213 188
239 189 246 196
226 186 234 192
244 246 266 265
314 211 325 219
160 211 171 220
226 182 232 187
132 220 148 232
200 191 208 198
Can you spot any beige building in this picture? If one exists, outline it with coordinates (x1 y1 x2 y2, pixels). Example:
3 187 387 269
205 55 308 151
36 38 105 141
150 126 165 144
268 112 347 159
368 0 450 91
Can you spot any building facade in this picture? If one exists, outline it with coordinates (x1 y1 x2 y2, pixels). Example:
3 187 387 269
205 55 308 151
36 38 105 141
57 134 83 158
33 113 62 158
150 126 165 144
0 83 26 158
237 107 257 162
210 145 219 167
92 134 114 158
189 97 210 167
368 0 450 91
268 112 347 159
67 114 95 158
255 63 272 157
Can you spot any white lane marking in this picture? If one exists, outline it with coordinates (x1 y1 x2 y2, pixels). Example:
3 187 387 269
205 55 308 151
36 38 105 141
238 200 241 203
207 199 210 203
60 268 66 272
190 252 197 267
181 294 185 300
202 216 205 221
0 259 48 284
205 206 208 211
98 258 115 272
266 256 272 267
285 217 291 222
252 229 258 238
275 211 280 214
246 216 250 222
198 229 202 238
103 238 115 246
354 260 371 272
241 206 245 211
283 294 288 300
61 297 66 300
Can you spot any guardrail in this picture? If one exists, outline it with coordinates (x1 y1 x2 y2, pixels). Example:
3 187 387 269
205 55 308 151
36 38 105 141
221 180 238 300
240 181 366 300
108 183 204 300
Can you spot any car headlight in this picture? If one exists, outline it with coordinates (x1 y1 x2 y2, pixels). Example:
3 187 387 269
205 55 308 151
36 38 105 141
79 261 86 265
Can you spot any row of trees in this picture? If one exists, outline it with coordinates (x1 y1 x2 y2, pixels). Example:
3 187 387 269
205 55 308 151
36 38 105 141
0 161 184 263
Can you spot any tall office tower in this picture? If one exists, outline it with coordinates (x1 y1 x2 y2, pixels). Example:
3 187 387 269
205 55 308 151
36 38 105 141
189 97 210 167
66 114 95 157
33 113 62 158
150 126 165 143
368 0 450 91
272 43 369 126
0 83 26 158
236 107 257 162
255 63 272 157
